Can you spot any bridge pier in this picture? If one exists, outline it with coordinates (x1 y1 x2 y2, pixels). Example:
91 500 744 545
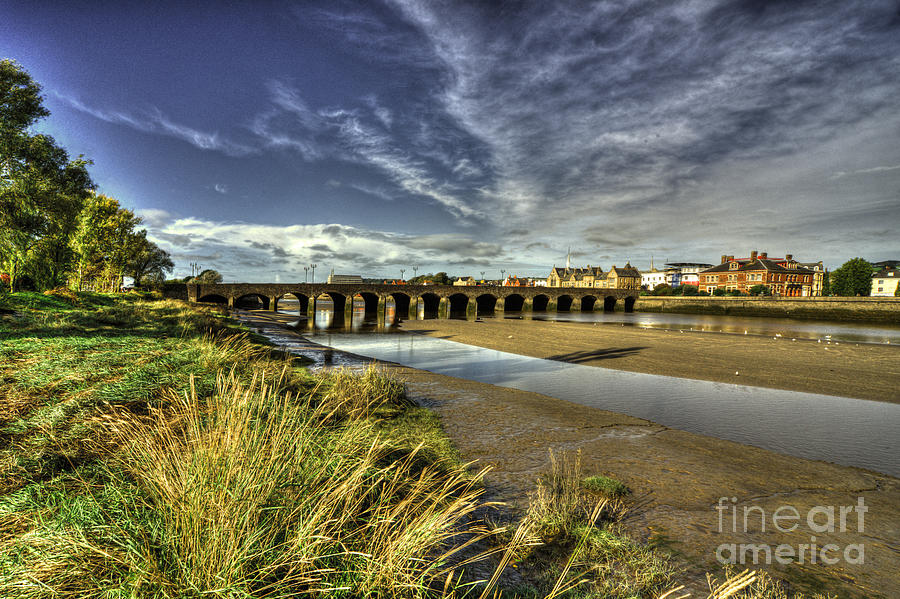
438 297 450 319
227 296 235 309
466 298 477 319
494 298 505 314
546 299 557 313
343 298 353 324
307 296 316 320
377 296 387 326
268 295 278 312
522 298 533 313
409 298 419 320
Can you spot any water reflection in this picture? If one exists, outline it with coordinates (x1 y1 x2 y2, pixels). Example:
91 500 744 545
308 331 900 477
276 297 900 344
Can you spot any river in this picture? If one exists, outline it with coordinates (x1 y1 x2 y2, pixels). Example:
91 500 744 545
247 306 900 478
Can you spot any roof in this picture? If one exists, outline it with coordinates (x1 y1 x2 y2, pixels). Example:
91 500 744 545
664 262 714 268
872 268 900 278
701 259 815 274
609 264 641 276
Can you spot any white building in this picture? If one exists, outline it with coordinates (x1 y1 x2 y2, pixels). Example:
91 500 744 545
641 268 666 290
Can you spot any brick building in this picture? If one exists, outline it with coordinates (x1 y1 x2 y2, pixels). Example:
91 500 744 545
700 251 817 296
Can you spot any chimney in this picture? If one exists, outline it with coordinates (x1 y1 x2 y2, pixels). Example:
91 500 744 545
721 255 728 264
750 250 758 260
760 252 767 259
727 255 734 262
785 254 793 261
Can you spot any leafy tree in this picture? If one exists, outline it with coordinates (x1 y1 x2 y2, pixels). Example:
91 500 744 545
194 269 223 284
127 230 174 286
895 283 900 297
748 284 771 296
1 60 94 290
821 270 831 296
71 194 142 292
830 258 873 296
713 288 726 296
652 284 673 296
681 285 699 296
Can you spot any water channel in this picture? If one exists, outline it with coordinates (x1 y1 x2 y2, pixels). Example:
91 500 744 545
249 301 900 478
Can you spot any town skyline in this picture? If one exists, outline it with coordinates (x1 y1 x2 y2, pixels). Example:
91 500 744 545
3 0 899 281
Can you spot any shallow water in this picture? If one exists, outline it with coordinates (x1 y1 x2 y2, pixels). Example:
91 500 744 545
300 330 900 477
275 298 900 345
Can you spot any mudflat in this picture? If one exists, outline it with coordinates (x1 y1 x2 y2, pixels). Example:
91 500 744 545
399 318 900 403
241 312 900 597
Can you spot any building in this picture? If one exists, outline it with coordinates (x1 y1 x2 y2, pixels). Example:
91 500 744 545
641 267 666 290
664 262 714 287
699 251 816 296
453 276 477 286
594 264 642 290
798 261 827 297
327 272 363 284
502 275 530 286
871 267 900 297
547 265 604 287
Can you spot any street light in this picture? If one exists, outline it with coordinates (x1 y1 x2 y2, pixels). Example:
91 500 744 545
413 265 418 279
310 264 317 283
304 266 309 283
400 269 406 282
480 271 485 284
501 269 506 285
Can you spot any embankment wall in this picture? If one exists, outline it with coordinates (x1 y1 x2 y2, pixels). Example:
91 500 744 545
634 296 900 323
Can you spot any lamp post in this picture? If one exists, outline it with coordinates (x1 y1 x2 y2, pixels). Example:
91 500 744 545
310 264 317 283
501 269 506 285
400 269 406 282
413 265 418 279
304 266 309 283
480 271 485 284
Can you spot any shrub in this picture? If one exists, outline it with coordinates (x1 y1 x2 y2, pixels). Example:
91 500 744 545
582 475 630 498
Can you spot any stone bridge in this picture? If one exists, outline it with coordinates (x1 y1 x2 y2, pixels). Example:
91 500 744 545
187 283 638 323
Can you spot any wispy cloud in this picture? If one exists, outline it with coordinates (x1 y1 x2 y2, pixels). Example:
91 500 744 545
831 164 900 180
56 94 256 157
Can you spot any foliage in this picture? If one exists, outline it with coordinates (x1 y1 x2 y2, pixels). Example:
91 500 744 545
0 60 95 291
748 284 771 296
829 258 872 296
713 288 727 296
126 229 174 285
821 270 831 296
681 284 700 296
650 283 673 296
193 268 223 284
0 60 171 293
407 271 451 285
582 475 630 498
727 289 745 296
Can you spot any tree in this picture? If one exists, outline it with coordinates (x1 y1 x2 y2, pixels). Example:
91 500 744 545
749 284 771 296
127 230 174 286
71 194 142 292
194 269 223 284
0 60 94 290
821 270 831 296
829 258 872 296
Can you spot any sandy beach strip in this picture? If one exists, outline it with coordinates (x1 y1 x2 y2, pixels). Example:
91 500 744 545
399 318 900 403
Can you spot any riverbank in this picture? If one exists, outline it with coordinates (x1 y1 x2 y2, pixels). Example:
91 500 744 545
634 296 900 323
398 317 900 403
242 311 900 598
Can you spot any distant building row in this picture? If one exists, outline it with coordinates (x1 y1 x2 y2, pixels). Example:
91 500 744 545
545 263 642 289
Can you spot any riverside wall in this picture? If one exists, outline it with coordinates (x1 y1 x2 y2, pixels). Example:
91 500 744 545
634 296 900 323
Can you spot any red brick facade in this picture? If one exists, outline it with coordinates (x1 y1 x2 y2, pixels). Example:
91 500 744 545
700 251 816 296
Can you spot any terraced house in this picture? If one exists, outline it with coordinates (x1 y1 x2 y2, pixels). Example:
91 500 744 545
700 251 817 296
547 264 641 290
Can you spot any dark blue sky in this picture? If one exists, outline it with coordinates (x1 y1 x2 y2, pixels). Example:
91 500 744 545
3 0 899 281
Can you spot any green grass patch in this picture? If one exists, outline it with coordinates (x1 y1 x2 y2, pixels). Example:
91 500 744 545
582 474 630 498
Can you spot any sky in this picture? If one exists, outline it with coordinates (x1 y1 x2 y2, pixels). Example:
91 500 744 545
2 0 899 281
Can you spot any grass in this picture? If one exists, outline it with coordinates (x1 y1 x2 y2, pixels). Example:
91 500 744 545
0 291 837 598
581 475 629 499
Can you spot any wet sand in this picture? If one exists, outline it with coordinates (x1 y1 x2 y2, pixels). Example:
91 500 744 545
242 312 900 597
399 318 900 403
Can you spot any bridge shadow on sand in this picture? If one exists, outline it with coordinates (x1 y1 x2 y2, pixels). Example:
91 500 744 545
546 346 647 364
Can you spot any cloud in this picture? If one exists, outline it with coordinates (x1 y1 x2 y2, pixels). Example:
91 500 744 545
214 183 228 194
145 216 507 280
831 164 900 180
57 94 256 156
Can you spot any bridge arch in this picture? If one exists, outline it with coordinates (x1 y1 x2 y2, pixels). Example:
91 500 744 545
417 292 441 319
235 293 270 310
603 296 617 312
475 293 497 316
198 294 227 304
447 293 470 316
385 292 411 323
354 292 379 318
580 295 598 312
532 294 550 312
557 294 574 312
274 292 309 314
503 293 525 312
624 296 636 313
316 291 348 315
